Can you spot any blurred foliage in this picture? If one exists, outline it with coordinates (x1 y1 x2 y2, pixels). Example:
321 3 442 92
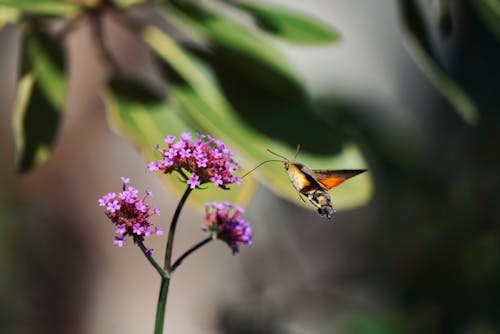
2 0 372 211
225 1 340 45
398 0 479 125
12 26 67 171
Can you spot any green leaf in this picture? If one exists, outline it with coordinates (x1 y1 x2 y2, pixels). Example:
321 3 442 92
399 1 479 126
113 0 150 9
163 2 304 98
0 0 81 16
472 0 500 41
229 1 341 45
143 27 230 113
103 79 258 210
191 45 349 154
108 76 165 104
12 28 67 172
400 0 435 60
144 27 372 210
402 33 479 126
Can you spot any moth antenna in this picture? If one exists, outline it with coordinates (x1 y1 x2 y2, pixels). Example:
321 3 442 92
241 159 283 178
267 149 289 161
293 144 301 160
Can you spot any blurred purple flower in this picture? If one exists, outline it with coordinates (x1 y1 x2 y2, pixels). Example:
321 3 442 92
203 202 252 254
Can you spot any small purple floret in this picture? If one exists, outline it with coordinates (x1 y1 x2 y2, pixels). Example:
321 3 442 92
180 132 192 142
186 173 200 189
114 235 125 247
155 227 164 236
164 135 176 145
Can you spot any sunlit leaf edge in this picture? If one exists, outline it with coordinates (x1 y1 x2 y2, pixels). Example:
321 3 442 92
0 1 81 16
229 1 341 45
12 72 35 168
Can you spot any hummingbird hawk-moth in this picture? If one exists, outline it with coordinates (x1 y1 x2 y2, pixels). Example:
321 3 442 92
267 146 366 219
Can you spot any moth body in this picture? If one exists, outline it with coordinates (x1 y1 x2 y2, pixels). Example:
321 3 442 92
285 161 336 219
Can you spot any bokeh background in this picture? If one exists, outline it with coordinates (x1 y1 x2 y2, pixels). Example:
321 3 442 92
1 0 499 333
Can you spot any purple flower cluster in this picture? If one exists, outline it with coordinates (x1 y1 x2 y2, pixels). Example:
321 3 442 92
148 132 241 189
203 202 252 254
99 177 162 248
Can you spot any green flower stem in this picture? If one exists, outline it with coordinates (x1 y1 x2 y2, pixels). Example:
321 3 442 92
137 240 167 279
164 185 193 271
170 236 213 273
154 277 170 334
151 185 193 334
137 240 169 334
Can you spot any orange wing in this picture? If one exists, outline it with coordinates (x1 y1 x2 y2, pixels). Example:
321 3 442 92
313 169 366 190
316 176 345 189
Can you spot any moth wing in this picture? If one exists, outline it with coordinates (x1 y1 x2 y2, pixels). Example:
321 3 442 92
297 164 324 188
298 164 318 180
313 169 366 190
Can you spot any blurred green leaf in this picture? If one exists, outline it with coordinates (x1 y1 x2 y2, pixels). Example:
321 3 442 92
113 0 147 9
12 28 67 172
144 27 372 210
146 22 345 154
163 1 303 98
161 2 346 152
461 233 499 283
340 312 407 334
472 0 500 41
27 30 66 108
402 33 479 126
103 79 258 210
400 0 436 62
195 45 348 154
108 76 165 103
0 6 20 27
228 1 341 45
399 1 479 126
0 0 80 16
144 27 228 113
